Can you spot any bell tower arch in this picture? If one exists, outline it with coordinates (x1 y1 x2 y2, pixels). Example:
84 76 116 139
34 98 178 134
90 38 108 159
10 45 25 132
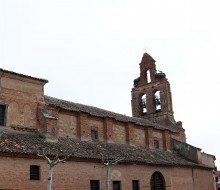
131 53 176 128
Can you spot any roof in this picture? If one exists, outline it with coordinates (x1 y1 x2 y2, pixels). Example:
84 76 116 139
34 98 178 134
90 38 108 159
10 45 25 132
141 53 155 62
0 68 48 83
44 95 178 132
0 129 199 167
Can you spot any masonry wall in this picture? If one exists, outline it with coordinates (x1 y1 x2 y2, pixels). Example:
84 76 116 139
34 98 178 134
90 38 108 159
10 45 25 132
171 129 186 143
112 122 126 144
57 111 78 138
170 167 194 190
194 167 215 190
0 157 214 190
0 72 175 150
0 74 45 129
201 153 215 168
132 126 146 146
88 116 105 141
53 109 174 150
153 130 163 149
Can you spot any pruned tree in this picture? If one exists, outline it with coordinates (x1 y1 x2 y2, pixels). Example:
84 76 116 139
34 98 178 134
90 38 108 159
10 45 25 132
99 153 124 190
37 147 72 190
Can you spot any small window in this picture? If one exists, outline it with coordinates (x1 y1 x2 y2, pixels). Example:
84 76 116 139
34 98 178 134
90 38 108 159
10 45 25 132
90 180 100 190
30 165 40 180
113 181 121 190
132 180 140 190
0 105 6 126
91 130 98 140
154 140 159 149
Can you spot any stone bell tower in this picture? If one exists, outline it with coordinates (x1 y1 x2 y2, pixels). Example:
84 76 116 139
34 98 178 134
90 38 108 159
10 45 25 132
131 53 177 128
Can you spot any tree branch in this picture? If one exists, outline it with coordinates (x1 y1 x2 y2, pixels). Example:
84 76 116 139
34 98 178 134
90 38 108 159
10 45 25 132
111 157 124 165
37 148 52 164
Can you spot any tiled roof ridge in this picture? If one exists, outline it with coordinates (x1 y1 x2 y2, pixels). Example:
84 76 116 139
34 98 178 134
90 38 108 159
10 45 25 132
44 95 177 132
45 95 122 116
0 126 36 135
0 132 202 168
11 126 37 133
0 68 48 83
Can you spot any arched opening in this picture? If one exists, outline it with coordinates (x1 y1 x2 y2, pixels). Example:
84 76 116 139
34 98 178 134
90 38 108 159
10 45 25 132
150 171 166 190
154 91 161 111
146 70 151 83
140 94 147 114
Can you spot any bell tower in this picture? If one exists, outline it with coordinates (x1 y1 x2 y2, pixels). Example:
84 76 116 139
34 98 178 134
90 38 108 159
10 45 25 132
131 53 176 128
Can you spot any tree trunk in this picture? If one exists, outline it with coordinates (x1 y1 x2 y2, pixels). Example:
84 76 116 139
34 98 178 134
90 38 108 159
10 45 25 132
106 164 110 190
48 166 53 190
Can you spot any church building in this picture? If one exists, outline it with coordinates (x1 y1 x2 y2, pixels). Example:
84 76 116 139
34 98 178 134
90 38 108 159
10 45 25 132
0 53 216 190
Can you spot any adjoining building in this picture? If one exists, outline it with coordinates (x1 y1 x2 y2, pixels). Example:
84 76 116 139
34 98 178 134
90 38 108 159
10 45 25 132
215 171 220 190
0 53 216 190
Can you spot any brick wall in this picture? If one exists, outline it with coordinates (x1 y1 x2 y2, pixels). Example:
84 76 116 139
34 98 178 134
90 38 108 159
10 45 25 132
171 131 186 143
112 122 126 144
88 116 104 141
104 118 113 142
0 73 45 129
132 126 146 146
53 109 172 151
201 153 215 168
194 168 215 190
153 130 163 149
0 71 175 150
0 156 214 190
57 112 78 138
170 167 194 190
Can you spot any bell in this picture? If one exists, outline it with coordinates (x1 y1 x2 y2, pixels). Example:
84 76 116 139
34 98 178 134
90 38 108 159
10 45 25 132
155 97 161 106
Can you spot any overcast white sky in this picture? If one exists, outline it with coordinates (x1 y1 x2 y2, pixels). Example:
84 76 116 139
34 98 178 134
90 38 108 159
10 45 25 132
1 0 220 167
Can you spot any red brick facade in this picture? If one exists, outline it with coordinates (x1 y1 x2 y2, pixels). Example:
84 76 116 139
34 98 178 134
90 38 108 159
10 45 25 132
0 54 216 190
0 157 215 190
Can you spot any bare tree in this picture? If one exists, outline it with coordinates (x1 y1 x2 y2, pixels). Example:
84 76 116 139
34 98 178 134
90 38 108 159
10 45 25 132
37 147 72 190
100 153 124 190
